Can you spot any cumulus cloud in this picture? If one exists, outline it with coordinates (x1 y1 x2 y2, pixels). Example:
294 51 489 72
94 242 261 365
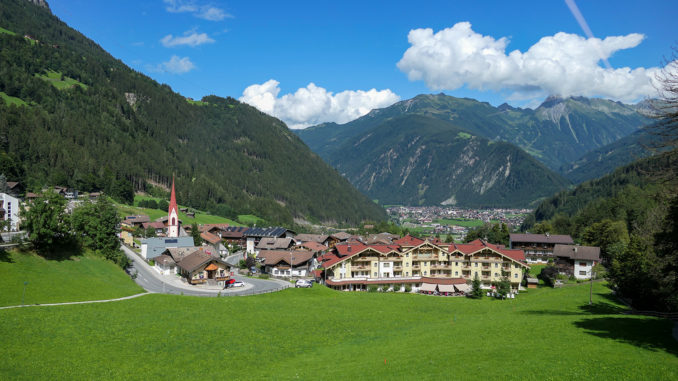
148 55 196 74
161 31 215 47
240 80 400 129
397 22 661 103
163 0 231 21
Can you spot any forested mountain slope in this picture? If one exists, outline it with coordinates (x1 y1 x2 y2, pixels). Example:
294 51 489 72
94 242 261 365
0 0 386 225
330 114 569 207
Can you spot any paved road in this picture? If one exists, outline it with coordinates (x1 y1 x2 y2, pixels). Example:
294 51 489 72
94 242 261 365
121 245 289 297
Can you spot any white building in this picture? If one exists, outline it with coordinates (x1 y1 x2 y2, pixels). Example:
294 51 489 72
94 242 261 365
0 193 20 231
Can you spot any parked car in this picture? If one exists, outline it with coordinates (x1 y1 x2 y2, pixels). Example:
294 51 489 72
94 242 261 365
295 279 312 288
230 281 245 288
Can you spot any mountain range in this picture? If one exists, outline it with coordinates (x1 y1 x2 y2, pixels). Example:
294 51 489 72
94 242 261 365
0 0 386 226
296 93 653 207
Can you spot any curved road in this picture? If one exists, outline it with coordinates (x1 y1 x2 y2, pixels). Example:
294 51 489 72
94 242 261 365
121 245 289 297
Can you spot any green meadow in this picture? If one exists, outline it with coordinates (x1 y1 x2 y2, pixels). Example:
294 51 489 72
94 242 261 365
0 260 676 380
0 250 143 307
35 69 88 90
115 196 241 226
0 91 28 106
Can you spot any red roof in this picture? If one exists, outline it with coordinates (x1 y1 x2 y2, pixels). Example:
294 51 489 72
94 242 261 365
168 176 178 218
393 234 425 246
200 231 221 245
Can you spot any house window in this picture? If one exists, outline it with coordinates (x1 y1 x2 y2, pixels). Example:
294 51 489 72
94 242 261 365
579 271 587 276
495 263 498 268
373 272 377 277
406 253 409 257
374 263 377 267
474 263 478 267
514 264 519 269
495 273 499 277
406 272 409 276
514 273 518 278
455 271 458 276
383 263 390 268
171 218 175 225
579 262 587 267
423 271 427 276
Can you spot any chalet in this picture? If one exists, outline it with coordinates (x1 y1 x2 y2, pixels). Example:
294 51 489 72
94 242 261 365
321 237 529 292
120 215 150 246
553 244 601 280
509 233 574 263
294 234 330 246
244 226 296 254
176 250 231 286
256 237 295 253
221 228 247 246
200 231 228 257
142 221 166 236
88 192 101 200
6 181 24 197
258 250 315 277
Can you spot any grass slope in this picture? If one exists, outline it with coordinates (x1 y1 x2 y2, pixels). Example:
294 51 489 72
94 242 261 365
1 282 676 379
115 196 241 226
0 91 27 106
0 250 143 306
35 69 88 90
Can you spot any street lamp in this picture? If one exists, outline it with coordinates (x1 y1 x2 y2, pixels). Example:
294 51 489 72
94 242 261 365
290 252 295 279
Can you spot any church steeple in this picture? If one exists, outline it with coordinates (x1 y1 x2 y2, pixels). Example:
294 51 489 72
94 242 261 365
167 176 179 238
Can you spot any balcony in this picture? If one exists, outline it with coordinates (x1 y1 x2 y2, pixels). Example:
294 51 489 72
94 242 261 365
351 265 368 270
393 266 403 271
412 265 421 270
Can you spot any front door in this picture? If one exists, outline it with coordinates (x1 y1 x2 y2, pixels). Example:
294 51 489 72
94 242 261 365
207 270 215 279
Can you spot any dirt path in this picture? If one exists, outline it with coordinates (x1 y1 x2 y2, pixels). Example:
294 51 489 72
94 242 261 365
0 292 151 310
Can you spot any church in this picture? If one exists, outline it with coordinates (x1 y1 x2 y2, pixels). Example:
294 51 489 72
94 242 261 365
140 178 193 260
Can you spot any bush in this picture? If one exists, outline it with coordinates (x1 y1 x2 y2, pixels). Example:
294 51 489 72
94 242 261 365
404 285 412 293
367 286 378 293
538 265 559 287
257 274 270 279
238 259 246 269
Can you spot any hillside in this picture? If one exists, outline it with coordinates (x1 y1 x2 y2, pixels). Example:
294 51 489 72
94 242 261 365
561 127 664 183
296 93 651 171
329 114 569 207
523 149 678 237
0 0 386 226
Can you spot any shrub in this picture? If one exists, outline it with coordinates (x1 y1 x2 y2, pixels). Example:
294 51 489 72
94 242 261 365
404 285 412 293
538 265 559 287
367 286 378 293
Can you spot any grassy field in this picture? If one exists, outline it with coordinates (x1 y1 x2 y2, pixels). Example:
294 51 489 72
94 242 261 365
0 250 143 307
0 91 28 106
0 26 16 35
435 218 493 227
114 196 241 226
0 279 676 379
35 69 88 90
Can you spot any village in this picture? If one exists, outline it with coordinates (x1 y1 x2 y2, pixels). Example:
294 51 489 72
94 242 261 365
111 180 600 297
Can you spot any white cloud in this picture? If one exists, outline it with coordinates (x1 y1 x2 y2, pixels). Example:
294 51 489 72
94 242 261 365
397 22 662 103
161 31 215 47
148 55 196 74
240 80 400 129
163 0 231 21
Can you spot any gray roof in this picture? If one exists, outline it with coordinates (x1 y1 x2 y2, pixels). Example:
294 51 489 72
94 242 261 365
509 233 574 245
245 227 294 238
294 234 328 243
165 246 202 262
141 236 195 259
256 237 294 250
155 255 176 266
553 244 601 261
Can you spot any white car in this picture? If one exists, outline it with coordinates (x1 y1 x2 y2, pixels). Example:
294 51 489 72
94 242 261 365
231 281 245 288
295 279 312 288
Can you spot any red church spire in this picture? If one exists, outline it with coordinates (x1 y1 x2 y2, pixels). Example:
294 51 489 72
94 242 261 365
169 176 178 216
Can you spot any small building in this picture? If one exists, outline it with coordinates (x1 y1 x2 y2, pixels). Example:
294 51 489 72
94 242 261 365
256 237 295 253
509 233 574 263
154 254 177 275
141 236 195 260
201 231 228 257
244 227 296 254
177 250 231 286
553 244 601 280
0 193 20 231
258 250 315 277
526 278 539 289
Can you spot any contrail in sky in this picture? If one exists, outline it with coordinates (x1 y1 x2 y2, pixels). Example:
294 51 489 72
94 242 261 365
564 0 612 69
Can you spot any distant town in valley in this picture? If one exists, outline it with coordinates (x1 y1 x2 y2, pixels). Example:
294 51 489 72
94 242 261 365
387 206 529 240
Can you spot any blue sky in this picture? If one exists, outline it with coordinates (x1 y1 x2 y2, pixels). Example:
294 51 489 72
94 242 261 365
50 0 676 128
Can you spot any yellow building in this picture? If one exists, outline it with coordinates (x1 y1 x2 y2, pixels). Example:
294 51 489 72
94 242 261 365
321 236 529 292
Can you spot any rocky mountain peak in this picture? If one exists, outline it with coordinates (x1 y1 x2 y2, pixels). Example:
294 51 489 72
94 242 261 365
26 0 50 11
